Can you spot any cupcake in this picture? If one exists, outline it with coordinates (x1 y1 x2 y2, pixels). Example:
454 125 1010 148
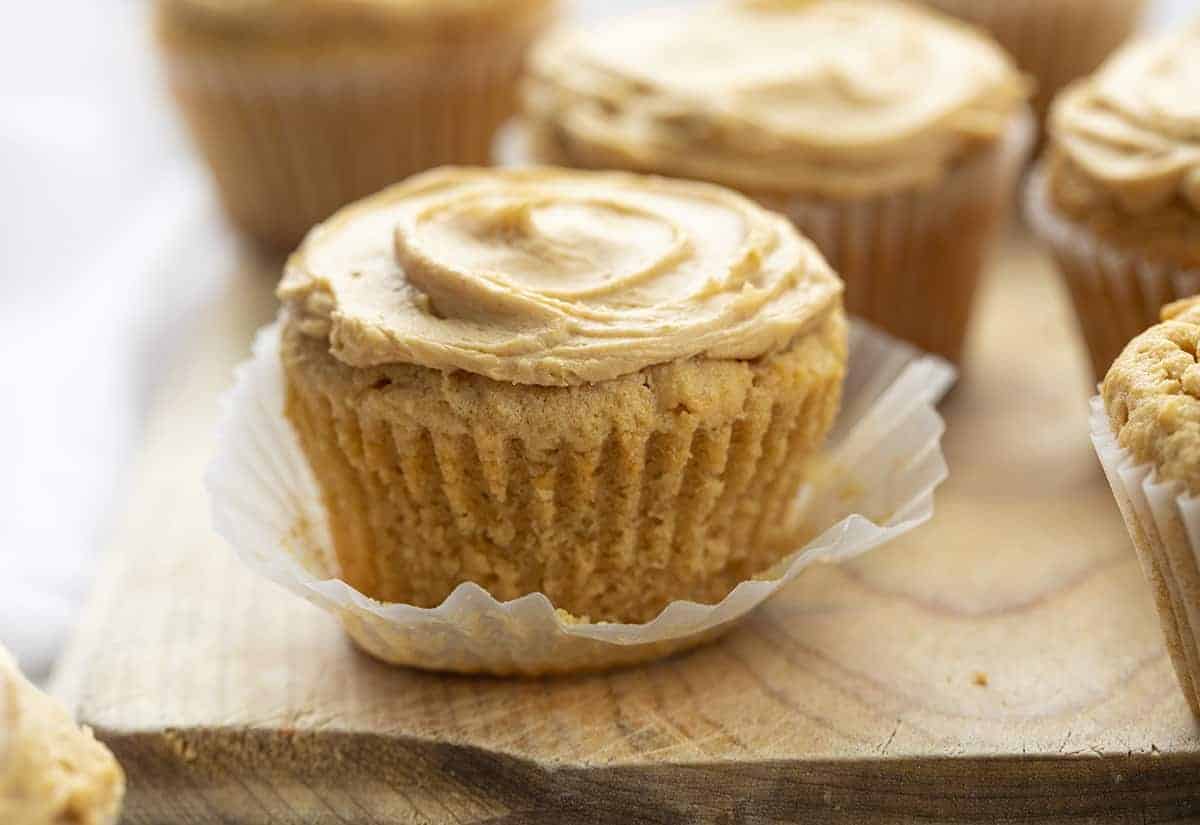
155 0 557 250
275 166 847 626
921 0 1149 120
1028 24 1200 380
0 645 125 825
1093 298 1200 717
521 0 1032 362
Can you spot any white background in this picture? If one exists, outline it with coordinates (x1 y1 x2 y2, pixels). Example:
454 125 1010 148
0 0 1193 680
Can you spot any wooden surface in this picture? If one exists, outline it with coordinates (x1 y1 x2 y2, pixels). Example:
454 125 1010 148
53 233 1200 824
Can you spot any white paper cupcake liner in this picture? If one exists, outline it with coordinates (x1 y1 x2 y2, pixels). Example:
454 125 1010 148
1026 169 1200 379
1089 396 1200 717
206 319 954 675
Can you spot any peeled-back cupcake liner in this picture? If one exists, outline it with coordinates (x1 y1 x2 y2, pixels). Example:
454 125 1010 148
1089 396 1200 717
763 111 1034 363
922 0 1149 118
162 34 537 250
1026 169 1200 379
206 318 954 675
511 112 1034 363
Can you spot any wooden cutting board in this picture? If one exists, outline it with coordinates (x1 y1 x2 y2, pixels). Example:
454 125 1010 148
52 231 1200 824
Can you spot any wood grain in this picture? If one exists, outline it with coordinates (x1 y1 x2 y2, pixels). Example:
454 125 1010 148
52 233 1200 824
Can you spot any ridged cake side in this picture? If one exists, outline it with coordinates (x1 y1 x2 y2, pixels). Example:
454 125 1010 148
282 310 846 624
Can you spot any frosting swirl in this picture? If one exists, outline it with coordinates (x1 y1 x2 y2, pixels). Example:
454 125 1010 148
524 0 1028 197
279 167 843 386
1050 23 1200 216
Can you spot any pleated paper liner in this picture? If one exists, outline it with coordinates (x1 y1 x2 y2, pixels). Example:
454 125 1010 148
1090 396 1200 717
760 112 1033 364
1026 169 1200 380
207 319 954 675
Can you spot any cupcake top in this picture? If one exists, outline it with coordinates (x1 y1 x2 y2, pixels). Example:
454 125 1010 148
1047 23 1200 262
279 166 843 387
1103 297 1200 495
157 0 554 54
524 0 1028 198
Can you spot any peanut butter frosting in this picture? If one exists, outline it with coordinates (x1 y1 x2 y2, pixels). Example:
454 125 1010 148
523 0 1028 198
1104 297 1200 495
1050 23 1200 217
157 0 554 53
0 647 125 825
278 167 843 387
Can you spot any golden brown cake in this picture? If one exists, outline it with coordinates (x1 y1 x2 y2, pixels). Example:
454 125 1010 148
1097 297 1200 717
522 0 1031 362
921 0 1149 120
156 0 557 250
1029 23 1200 378
277 166 847 625
0 646 124 825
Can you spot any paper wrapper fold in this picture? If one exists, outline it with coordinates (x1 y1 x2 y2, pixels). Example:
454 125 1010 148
207 320 953 675
1090 396 1200 717
1027 170 1200 380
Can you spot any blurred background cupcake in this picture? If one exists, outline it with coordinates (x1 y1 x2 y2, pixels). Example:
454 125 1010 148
155 0 558 251
921 0 1150 124
1028 22 1200 380
522 0 1032 362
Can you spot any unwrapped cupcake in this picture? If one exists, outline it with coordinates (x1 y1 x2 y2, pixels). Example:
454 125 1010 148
921 0 1148 120
209 165 954 674
278 166 846 624
1028 23 1200 380
521 0 1033 362
155 0 557 250
1093 298 1200 717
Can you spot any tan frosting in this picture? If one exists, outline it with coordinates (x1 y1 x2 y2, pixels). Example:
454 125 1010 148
279 167 843 386
0 646 125 825
1050 23 1200 217
524 0 1028 197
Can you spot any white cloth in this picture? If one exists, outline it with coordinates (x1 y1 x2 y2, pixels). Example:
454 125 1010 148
0 1 220 680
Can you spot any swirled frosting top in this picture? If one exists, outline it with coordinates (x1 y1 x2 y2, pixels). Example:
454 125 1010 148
1050 23 1200 216
279 167 843 386
524 0 1028 196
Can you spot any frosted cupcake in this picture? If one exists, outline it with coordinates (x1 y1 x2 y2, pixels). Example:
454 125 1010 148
1028 24 1200 379
277 166 846 625
921 0 1148 120
155 0 557 250
522 0 1032 362
0 645 125 825
1093 298 1200 717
